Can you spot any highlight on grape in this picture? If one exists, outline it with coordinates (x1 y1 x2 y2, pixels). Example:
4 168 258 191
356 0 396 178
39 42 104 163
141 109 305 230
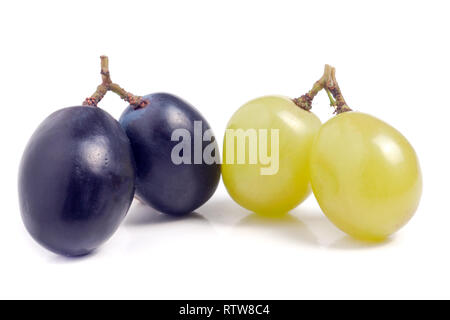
170 120 280 175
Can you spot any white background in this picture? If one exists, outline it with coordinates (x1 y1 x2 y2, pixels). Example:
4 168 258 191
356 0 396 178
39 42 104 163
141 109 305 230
0 0 449 299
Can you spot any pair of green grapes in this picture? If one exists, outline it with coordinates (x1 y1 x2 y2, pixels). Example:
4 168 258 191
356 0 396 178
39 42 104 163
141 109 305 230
222 65 422 241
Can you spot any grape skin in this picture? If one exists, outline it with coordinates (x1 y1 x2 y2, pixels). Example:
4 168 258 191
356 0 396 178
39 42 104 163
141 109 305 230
19 106 135 256
309 112 422 241
222 95 321 216
119 93 221 216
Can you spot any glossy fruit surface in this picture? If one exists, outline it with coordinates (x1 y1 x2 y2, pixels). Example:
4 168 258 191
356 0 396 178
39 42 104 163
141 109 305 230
19 106 135 256
222 95 321 216
119 93 220 216
310 112 422 241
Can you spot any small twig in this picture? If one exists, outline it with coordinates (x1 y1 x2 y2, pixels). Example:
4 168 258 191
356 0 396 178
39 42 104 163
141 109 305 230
294 64 352 114
109 83 149 108
293 65 332 111
83 56 149 109
325 88 336 107
326 67 351 114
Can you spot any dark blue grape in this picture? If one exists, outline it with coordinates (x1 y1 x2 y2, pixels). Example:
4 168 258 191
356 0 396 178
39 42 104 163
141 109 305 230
119 93 220 216
19 106 135 256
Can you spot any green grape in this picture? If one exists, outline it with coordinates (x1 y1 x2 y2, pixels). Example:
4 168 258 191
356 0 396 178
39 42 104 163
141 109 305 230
222 95 321 216
309 112 422 241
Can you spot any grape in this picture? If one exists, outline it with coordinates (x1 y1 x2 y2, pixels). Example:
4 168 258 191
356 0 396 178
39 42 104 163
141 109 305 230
222 95 321 216
19 107 135 256
119 93 221 216
309 112 422 241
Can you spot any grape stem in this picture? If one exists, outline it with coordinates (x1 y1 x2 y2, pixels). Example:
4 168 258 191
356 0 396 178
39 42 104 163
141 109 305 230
83 56 149 109
325 88 336 107
293 64 352 114
326 66 351 114
293 65 332 111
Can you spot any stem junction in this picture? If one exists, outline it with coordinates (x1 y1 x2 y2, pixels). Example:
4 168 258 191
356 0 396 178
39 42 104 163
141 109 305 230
294 64 352 114
83 56 149 109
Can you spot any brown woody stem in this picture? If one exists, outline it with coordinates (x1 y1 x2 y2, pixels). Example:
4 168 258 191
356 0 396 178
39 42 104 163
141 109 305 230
83 56 149 109
326 67 351 114
293 65 332 111
294 64 352 114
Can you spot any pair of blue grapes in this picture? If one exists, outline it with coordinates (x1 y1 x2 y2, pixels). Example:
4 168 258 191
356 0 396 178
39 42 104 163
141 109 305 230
19 93 220 256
